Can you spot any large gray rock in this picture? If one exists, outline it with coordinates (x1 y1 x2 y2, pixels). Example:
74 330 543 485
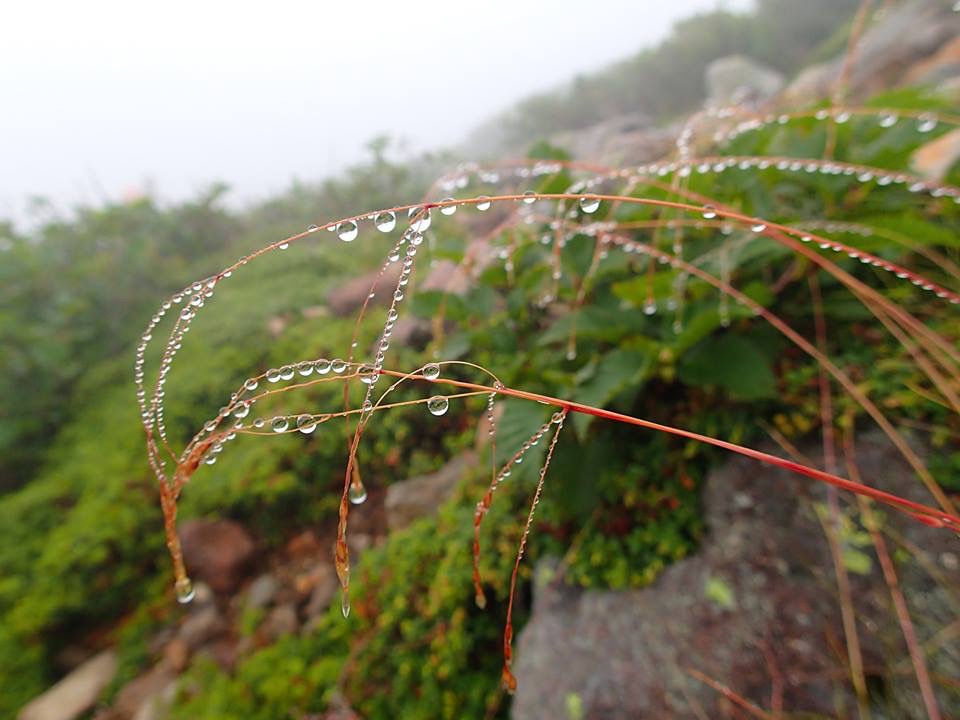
19 651 117 720
783 0 960 104
706 55 784 105
385 452 477 531
511 434 958 719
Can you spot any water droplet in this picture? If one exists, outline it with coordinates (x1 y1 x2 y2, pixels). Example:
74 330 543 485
271 416 289 433
331 359 347 374
244 378 259 392
233 402 251 419
475 592 487 609
307 224 319 232
879 112 898 128
643 300 657 316
337 220 359 242
315 359 331 375
834 110 851 124
358 365 378 385
701 205 717 220
297 361 314 377
409 207 432 232
266 368 282 383
297 414 317 434
279 365 295 381
579 195 601 214
422 363 441 380
175 577 196 604
917 114 937 133
374 211 396 232
440 198 458 215
427 395 449 416
348 482 368 505
751 223 767 233
278 242 289 250
521 191 536 204
341 592 351 618
476 196 491 211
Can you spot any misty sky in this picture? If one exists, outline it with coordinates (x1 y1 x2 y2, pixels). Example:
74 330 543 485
2 0 749 222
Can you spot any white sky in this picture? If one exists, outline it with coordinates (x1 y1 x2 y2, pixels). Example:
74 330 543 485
1 0 748 222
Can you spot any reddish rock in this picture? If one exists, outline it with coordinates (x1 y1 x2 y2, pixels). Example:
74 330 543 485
326 265 401 316
179 518 256 593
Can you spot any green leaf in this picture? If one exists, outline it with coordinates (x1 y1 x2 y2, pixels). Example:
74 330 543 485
571 349 653 440
678 334 777 400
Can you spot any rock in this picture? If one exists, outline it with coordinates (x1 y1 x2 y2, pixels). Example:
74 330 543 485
285 529 322 560
511 434 958 719
179 518 256 594
783 0 960 104
245 573 279 610
102 664 175 720
162 637 190 673
19 650 117 720
551 113 674 166
178 605 226 649
131 682 177 720
305 562 339 618
912 127 960 181
261 604 299 641
706 55 784 105
385 452 477 531
326 265 401 316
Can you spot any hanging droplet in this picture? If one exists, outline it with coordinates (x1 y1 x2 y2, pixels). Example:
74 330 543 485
341 591 351 618
374 211 396 232
440 199 457 216
427 395 449 416
476 196 491 211
409 207 432 231
307 224 319 232
297 361 314 377
879 112 898 128
331 359 347 374
348 482 368 505
271 417 289 433
244 378 259 392
521 191 537 204
422 363 441 380
278 242 289 250
579 195 600 214
701 205 717 220
279 365 295 381
917 114 937 133
643 300 657 316
175 576 196 604
358 365 378 385
751 223 767 233
233 402 251 419
337 220 359 242
297 414 317 434
475 591 487 609
266 368 282 383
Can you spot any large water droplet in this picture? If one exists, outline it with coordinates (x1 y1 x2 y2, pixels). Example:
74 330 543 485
297 414 317 434
271 416 289 433
579 195 600 214
341 592 351 618
427 395 449 416
751 223 767 233
374 211 396 232
279 365 295 381
331 359 348 374
521 191 537 204
315 359 331 375
879 112 898 128
422 363 440 381
337 220 359 242
475 196 491 211
244 378 259 392
297 361 314 377
266 368 282 383
307 224 319 232
175 576 196 604
409 207 432 232
643 300 657 316
358 365 379 385
233 402 251 419
348 482 368 505
440 198 457 216
917 114 937 133
701 205 717 219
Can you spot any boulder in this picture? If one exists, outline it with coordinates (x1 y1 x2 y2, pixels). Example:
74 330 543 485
706 55 784 105
511 434 958 719
19 651 117 720
912 127 960 181
783 0 960 104
385 452 477 531
179 518 256 594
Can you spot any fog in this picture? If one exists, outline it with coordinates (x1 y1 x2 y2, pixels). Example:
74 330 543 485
2 0 748 220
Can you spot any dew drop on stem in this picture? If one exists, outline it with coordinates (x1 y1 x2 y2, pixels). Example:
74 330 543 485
374 211 396 232
427 396 449 416
337 220 359 242
422 363 440 381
